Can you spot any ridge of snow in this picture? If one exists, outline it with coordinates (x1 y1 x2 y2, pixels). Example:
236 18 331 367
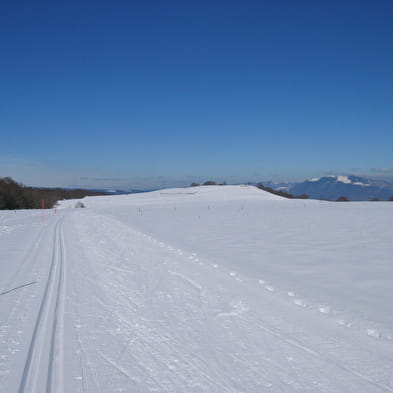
152 185 285 201
308 176 352 184
353 182 370 187
336 176 351 184
306 175 374 188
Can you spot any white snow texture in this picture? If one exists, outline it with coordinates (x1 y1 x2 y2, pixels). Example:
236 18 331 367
0 185 392 393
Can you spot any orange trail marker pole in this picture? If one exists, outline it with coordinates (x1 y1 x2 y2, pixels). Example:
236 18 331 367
41 199 45 223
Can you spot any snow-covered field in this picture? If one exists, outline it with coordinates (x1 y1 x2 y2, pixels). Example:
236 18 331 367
1 185 392 393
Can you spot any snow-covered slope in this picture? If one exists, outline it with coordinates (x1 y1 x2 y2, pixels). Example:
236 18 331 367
60 184 283 209
1 185 393 393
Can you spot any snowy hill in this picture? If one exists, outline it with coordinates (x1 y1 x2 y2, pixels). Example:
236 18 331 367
1 185 393 392
84 184 283 205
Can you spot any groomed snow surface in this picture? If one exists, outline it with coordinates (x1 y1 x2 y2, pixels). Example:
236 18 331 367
1 185 393 393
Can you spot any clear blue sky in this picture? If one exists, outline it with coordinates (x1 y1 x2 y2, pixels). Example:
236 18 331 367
1 1 392 189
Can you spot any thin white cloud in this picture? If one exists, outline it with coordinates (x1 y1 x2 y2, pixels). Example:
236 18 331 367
371 167 392 173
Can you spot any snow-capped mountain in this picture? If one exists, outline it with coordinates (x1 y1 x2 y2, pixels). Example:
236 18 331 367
289 175 393 201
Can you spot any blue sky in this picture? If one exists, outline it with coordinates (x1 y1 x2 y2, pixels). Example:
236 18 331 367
1 1 392 189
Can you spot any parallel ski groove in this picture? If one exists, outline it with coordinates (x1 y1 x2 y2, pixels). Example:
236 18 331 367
17 216 65 393
46 218 66 393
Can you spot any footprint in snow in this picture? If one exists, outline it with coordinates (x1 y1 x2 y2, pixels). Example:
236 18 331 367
367 329 381 339
293 299 307 307
336 319 352 328
319 306 331 314
217 300 248 318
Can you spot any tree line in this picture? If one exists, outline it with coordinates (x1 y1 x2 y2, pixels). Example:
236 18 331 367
190 181 227 187
0 177 108 210
256 183 309 199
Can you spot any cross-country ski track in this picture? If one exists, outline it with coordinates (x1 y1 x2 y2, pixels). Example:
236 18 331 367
17 217 66 393
1 185 393 393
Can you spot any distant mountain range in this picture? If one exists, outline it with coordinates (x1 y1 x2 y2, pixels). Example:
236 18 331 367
280 175 393 201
